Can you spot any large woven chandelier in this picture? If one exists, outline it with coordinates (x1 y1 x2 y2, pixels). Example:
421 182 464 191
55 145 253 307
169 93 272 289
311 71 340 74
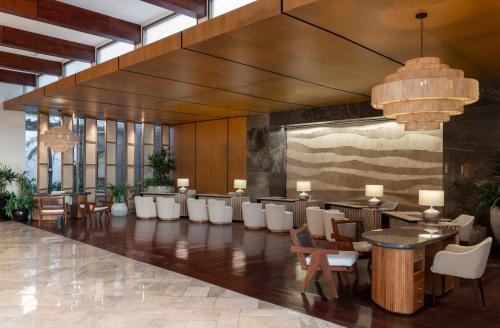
371 12 479 131
40 122 79 153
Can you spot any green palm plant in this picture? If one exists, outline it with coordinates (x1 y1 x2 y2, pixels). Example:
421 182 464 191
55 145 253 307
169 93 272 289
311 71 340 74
0 165 17 195
144 146 176 187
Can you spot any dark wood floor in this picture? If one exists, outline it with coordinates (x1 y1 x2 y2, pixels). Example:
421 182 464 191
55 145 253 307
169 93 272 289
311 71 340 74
27 216 500 328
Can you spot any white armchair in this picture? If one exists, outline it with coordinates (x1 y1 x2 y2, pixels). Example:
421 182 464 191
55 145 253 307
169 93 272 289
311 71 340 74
134 196 157 219
156 197 180 220
449 214 475 244
187 198 208 222
208 199 232 224
431 237 492 307
265 204 293 232
306 207 324 238
242 202 266 229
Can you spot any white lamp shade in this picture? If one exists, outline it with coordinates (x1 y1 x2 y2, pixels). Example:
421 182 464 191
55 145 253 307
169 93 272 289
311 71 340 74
177 178 189 187
296 181 311 192
234 179 247 189
419 190 444 207
365 185 383 197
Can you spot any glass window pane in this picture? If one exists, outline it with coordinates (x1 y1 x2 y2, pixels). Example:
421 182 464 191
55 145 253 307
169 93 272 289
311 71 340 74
48 116 62 192
211 0 256 18
116 122 126 186
96 120 106 193
37 74 58 88
64 60 91 76
154 124 162 151
144 14 197 44
74 117 85 192
134 123 143 186
97 41 134 63
25 114 38 183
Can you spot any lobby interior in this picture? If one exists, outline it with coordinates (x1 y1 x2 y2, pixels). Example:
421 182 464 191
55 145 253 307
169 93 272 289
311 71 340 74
0 1 500 328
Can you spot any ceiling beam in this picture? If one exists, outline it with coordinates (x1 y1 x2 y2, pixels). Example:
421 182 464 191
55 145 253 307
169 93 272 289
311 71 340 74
0 25 95 62
0 68 36 86
0 0 141 44
141 0 206 19
0 50 62 75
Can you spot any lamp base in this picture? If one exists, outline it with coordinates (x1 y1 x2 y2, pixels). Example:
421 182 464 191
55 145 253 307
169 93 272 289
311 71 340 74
368 197 382 207
422 206 441 222
178 186 187 194
235 188 245 196
298 192 310 201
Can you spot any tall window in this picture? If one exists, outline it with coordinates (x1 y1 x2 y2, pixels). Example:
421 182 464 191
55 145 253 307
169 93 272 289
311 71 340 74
97 41 134 63
25 114 38 182
37 74 58 88
48 115 62 192
154 124 162 151
73 117 85 192
64 60 91 76
144 14 197 44
210 0 256 18
116 122 126 186
96 120 106 192
134 123 143 186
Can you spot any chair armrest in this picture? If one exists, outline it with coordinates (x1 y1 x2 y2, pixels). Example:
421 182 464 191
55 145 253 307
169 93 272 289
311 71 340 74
445 243 473 253
290 246 339 255
315 239 353 251
331 234 358 242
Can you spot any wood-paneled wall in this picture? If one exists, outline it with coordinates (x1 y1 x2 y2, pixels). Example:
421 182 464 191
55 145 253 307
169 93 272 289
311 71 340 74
170 117 247 195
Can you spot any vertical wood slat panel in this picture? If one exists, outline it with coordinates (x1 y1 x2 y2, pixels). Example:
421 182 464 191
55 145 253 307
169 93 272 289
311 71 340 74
171 123 196 189
227 117 247 193
85 118 97 200
143 123 154 180
38 113 49 192
196 119 228 194
162 125 170 146
62 116 74 192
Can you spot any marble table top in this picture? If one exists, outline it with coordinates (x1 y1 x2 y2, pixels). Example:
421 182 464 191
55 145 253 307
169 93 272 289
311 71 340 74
362 227 458 249
382 211 423 222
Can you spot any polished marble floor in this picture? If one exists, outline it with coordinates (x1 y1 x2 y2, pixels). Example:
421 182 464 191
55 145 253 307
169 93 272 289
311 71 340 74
0 221 341 328
17 216 500 328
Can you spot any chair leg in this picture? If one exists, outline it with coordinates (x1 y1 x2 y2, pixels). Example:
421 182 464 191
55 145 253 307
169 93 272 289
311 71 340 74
432 272 436 307
478 278 486 308
315 270 323 281
302 256 320 293
472 279 479 307
340 271 350 287
318 258 338 298
353 262 359 280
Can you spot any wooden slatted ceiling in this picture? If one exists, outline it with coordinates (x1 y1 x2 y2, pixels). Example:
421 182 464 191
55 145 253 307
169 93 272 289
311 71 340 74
283 0 500 82
10 0 494 123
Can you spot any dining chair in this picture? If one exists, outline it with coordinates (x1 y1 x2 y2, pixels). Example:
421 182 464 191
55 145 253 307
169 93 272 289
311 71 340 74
431 237 492 308
306 207 325 239
447 214 475 245
38 196 69 225
207 199 232 224
81 193 112 225
266 204 293 232
289 224 358 298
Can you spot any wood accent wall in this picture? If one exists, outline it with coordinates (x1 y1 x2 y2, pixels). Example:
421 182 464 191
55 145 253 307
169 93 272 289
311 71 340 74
170 123 196 188
170 117 247 195
227 117 247 192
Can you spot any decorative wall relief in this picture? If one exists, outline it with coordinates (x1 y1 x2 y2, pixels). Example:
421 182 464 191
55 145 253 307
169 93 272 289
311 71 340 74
286 121 443 209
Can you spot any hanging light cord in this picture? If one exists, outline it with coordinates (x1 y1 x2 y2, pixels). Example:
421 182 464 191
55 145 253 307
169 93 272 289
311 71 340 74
416 12 427 58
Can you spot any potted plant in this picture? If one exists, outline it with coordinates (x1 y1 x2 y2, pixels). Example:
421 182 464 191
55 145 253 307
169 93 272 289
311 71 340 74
477 182 500 241
4 173 36 222
144 146 176 193
108 184 129 217
0 165 18 221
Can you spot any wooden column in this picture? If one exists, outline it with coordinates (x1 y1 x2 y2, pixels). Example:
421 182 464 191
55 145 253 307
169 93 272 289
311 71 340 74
85 118 97 201
37 113 49 193
61 115 74 192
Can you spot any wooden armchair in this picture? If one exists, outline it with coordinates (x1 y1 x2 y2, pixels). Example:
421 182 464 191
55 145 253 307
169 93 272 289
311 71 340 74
289 224 358 298
37 196 69 224
81 193 112 225
330 219 372 275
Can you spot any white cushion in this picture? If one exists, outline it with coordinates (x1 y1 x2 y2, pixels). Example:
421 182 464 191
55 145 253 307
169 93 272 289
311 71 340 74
305 251 358 267
41 209 64 214
352 241 372 253
94 206 109 211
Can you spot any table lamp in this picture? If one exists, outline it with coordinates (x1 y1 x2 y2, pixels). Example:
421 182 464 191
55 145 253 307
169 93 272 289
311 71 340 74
234 179 247 195
177 178 189 193
365 185 383 207
297 181 311 201
419 190 444 222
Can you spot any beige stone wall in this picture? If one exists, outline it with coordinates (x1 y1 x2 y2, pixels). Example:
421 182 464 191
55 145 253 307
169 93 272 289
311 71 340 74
286 121 443 210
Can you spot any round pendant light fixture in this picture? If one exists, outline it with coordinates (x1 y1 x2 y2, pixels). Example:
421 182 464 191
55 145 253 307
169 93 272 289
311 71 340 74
40 115 79 153
371 12 479 131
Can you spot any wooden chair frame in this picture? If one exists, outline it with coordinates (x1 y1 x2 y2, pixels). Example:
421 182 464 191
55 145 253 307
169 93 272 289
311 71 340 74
290 224 352 298
37 196 69 225
82 194 112 226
